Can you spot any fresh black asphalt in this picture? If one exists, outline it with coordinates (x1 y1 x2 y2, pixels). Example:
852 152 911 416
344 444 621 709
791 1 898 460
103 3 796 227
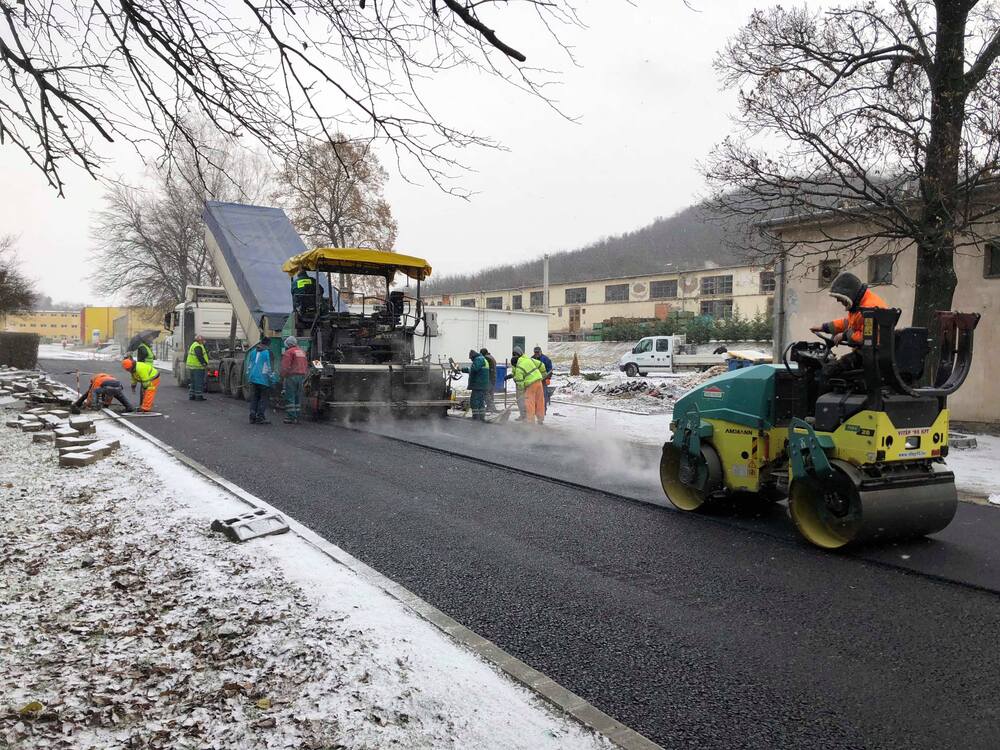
43 360 1000 749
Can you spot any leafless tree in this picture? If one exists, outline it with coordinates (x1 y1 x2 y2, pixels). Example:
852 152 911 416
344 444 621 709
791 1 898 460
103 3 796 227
90 131 273 312
1 0 582 197
704 1 1000 328
275 137 397 297
0 235 36 316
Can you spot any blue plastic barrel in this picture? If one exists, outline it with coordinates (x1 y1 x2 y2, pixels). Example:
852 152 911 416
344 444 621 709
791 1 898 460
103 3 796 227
494 365 507 391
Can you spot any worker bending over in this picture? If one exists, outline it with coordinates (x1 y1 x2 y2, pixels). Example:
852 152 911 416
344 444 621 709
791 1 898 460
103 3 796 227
72 373 133 413
187 334 209 401
122 356 160 413
809 271 888 381
513 347 548 424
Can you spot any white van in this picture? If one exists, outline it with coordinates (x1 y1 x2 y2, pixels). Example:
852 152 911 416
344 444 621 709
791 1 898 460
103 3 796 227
617 335 726 376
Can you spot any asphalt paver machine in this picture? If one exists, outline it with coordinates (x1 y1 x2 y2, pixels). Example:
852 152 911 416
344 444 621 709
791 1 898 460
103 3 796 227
280 248 452 419
660 308 980 548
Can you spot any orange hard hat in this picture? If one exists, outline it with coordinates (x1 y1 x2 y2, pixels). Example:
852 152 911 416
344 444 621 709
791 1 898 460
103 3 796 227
122 357 135 371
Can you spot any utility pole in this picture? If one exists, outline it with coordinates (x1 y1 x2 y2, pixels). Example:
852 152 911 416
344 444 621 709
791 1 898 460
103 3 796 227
543 254 550 315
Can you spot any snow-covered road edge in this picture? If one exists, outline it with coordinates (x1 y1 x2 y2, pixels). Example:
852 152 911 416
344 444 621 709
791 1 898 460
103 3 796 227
102 410 658 750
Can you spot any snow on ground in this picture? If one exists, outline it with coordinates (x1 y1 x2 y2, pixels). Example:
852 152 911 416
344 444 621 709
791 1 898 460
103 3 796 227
944 433 1000 499
36 344 172 371
0 404 610 750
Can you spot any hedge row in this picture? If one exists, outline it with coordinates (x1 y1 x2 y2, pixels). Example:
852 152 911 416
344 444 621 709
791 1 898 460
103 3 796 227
601 312 773 344
0 332 40 369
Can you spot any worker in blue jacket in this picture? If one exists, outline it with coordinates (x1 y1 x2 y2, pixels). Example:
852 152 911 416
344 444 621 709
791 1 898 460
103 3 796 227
246 338 277 425
533 346 554 407
462 348 490 421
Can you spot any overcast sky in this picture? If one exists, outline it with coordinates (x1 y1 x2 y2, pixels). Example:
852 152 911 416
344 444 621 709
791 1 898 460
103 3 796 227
1 0 791 306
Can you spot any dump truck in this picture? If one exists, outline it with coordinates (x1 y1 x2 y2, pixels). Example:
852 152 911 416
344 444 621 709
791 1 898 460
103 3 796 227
201 201 452 417
162 286 246 390
660 308 980 548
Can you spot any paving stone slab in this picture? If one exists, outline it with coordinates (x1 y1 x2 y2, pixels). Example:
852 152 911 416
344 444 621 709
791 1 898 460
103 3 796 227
55 435 100 448
59 452 101 468
211 509 290 543
20 422 43 432
68 417 96 435
86 440 121 458
53 426 81 438
32 431 56 444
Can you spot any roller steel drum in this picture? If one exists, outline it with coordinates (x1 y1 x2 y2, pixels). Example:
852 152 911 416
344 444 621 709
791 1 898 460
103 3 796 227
789 460 957 549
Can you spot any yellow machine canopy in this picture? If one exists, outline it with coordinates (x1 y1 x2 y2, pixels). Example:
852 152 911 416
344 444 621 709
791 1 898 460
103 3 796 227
282 248 432 281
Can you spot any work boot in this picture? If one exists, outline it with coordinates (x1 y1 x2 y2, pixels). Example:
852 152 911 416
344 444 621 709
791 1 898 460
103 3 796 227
197 396 206 401
249 414 258 424
189 395 195 400
282 416 295 424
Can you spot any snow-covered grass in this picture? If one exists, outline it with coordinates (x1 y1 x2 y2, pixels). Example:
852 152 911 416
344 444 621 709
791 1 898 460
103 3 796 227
37 344 172 371
0 404 611 750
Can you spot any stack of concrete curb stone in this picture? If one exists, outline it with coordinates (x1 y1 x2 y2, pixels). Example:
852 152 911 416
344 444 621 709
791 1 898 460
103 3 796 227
0 366 76 406
3 367 122 467
5 405 121 468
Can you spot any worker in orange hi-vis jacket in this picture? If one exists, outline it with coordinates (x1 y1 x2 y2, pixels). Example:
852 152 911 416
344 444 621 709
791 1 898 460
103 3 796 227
809 271 888 382
121 356 160 412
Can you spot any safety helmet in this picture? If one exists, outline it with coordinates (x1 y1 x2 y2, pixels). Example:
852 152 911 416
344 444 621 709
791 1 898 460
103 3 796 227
122 357 135 372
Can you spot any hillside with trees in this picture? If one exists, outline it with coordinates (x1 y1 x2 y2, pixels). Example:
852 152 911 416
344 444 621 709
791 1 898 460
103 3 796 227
424 203 745 294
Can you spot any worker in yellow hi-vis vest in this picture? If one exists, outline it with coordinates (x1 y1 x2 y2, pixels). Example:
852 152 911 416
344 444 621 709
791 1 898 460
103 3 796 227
122 357 160 413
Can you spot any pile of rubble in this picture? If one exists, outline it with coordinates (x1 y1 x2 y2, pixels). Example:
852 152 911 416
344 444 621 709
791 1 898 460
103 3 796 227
5 409 121 467
591 380 675 400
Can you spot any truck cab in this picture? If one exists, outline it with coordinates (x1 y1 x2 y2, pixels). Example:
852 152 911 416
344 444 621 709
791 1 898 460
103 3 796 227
619 335 676 377
163 286 246 388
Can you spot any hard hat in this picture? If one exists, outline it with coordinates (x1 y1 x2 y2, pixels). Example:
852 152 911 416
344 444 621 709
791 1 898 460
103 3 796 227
122 357 135 371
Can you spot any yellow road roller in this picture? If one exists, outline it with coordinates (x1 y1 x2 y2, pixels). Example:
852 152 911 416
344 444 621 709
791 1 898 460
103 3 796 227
660 308 980 549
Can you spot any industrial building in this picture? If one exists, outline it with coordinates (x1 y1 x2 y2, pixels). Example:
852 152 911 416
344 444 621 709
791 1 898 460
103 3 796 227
422 263 775 337
1 309 81 340
767 213 1000 427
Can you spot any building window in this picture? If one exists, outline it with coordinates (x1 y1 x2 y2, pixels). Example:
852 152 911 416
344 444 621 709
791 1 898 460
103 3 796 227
486 296 502 310
868 255 893 285
488 323 498 339
985 241 1000 278
529 291 545 309
759 271 776 294
512 336 525 354
565 287 587 304
818 259 841 289
604 283 629 302
700 299 734 318
512 295 523 310
700 275 733 296
650 280 677 299
461 299 476 308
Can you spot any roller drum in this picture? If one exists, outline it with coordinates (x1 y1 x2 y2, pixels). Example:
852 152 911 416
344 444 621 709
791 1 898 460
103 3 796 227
789 460 957 549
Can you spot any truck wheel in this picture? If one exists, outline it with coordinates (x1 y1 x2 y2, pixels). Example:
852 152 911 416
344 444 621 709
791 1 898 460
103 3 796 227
624 363 639 378
229 366 245 400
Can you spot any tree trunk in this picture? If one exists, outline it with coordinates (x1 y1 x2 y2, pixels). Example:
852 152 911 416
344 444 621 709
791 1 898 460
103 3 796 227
912 2 968 328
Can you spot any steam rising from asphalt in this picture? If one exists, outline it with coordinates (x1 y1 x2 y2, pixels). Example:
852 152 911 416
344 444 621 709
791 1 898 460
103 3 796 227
362 399 667 502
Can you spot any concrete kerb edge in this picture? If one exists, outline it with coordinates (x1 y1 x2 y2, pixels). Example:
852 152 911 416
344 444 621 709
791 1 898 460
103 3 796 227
98 409 663 750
